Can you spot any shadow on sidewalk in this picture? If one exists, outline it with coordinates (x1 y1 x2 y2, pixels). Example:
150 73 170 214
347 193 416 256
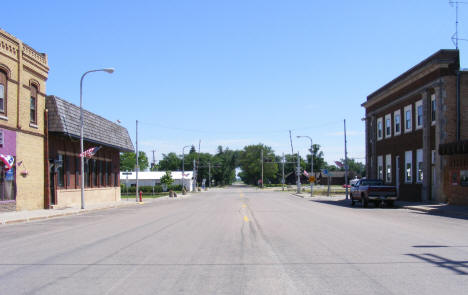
310 198 399 210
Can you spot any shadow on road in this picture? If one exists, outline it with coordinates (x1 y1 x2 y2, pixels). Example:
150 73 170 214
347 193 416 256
406 253 468 275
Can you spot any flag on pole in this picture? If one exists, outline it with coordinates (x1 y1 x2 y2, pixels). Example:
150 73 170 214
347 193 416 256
303 170 309 177
80 146 102 158
335 161 344 168
0 154 15 170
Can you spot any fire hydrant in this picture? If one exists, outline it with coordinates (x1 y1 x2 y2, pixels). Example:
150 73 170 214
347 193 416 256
139 190 143 202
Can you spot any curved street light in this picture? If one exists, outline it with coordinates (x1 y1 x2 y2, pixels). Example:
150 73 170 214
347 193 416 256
80 68 114 209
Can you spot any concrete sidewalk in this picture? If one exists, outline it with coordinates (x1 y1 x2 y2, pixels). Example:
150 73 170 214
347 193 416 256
290 192 468 218
0 193 194 225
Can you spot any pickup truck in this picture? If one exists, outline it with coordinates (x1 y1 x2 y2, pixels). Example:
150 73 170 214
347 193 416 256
350 179 397 208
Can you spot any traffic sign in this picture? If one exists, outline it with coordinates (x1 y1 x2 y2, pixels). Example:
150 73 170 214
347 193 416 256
122 172 132 175
309 176 316 182
322 169 328 176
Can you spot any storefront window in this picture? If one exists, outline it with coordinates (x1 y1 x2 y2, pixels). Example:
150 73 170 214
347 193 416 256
92 159 97 187
57 154 64 188
461 170 468 187
0 165 16 201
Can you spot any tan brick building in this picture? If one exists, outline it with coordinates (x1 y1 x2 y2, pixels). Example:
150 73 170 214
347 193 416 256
363 50 468 205
0 29 49 211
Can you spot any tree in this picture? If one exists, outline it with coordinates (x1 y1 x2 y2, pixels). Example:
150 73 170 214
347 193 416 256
159 152 182 171
333 158 366 177
306 144 326 172
211 146 238 186
160 171 174 186
120 151 149 171
238 144 278 185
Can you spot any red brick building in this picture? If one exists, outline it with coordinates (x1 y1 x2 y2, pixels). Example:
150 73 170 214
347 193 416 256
363 50 468 205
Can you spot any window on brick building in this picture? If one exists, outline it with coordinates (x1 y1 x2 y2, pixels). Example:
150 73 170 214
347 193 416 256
0 70 7 114
394 110 401 135
405 150 412 183
416 100 423 129
404 105 412 133
92 159 97 187
385 114 391 138
377 156 383 180
431 94 436 124
57 154 64 188
385 154 392 183
30 84 38 124
377 117 383 140
416 149 423 183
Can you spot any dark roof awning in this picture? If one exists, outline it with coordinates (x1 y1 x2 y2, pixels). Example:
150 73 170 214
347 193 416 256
46 95 134 152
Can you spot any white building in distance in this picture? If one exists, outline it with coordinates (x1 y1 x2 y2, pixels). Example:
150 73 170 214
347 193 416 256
120 171 194 191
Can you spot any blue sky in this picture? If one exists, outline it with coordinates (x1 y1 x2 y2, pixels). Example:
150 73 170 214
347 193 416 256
2 0 467 165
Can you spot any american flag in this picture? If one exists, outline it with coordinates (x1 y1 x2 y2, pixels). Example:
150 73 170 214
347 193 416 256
80 146 101 158
0 154 15 170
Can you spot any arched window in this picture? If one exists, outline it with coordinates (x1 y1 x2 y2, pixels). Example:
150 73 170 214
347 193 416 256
30 84 38 123
0 70 7 114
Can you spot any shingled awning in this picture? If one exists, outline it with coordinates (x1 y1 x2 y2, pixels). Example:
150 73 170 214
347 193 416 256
46 95 134 152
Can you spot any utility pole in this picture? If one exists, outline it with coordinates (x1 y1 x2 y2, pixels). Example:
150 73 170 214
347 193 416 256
344 119 349 200
135 120 139 202
208 162 211 188
193 159 196 192
182 145 189 192
296 152 301 193
261 149 264 188
197 140 201 190
282 153 285 191
151 149 156 171
297 135 314 197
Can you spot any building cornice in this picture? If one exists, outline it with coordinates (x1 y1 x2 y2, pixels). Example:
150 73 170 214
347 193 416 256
362 50 458 109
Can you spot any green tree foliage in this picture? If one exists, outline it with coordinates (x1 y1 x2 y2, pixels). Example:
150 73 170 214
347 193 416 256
120 151 149 171
332 158 366 177
306 144 326 172
159 152 182 171
211 146 238 186
238 144 278 185
160 171 174 186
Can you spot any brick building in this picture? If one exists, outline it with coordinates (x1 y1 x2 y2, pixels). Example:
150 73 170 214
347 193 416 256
363 50 468 205
0 29 49 211
46 95 134 208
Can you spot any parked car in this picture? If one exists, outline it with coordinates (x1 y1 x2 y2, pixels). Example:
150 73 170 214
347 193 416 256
350 179 397 208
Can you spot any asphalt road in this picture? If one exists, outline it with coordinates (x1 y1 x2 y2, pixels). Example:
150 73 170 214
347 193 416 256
1 186 467 295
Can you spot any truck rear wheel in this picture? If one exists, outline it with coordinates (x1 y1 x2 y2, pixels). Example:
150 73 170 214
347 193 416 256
361 194 368 208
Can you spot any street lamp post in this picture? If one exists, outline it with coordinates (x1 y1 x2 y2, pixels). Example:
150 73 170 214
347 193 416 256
80 68 114 210
182 145 190 192
297 135 314 197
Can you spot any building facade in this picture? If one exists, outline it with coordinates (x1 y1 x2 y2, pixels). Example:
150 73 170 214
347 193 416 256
46 95 134 208
0 29 49 211
120 171 194 191
363 50 468 205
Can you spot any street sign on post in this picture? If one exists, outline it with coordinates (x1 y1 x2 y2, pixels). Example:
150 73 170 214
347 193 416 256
309 176 315 183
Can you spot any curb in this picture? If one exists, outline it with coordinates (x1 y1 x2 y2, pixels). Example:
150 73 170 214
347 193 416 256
401 206 435 213
1 193 198 226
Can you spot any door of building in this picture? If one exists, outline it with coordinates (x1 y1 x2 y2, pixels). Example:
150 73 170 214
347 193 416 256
49 163 56 206
395 156 400 198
